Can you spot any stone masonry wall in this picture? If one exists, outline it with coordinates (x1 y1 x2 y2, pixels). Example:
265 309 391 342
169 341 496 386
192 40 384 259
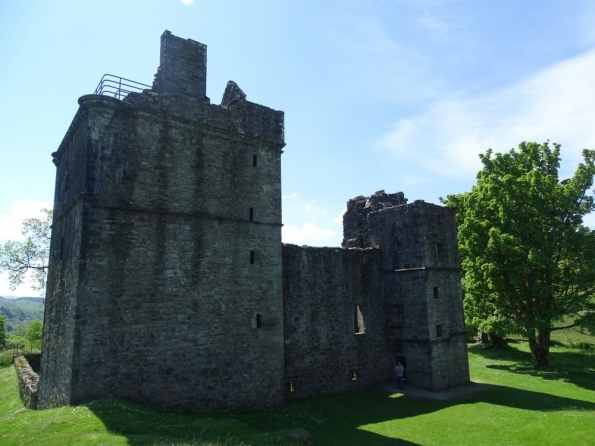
40 31 469 411
282 244 393 398
40 31 286 411
38 110 88 409
366 201 469 390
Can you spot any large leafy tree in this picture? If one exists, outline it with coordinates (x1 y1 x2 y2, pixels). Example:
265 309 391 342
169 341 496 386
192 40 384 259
0 207 52 292
442 141 595 368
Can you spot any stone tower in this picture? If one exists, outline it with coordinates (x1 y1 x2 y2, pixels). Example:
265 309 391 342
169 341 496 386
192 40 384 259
39 31 286 410
343 191 469 390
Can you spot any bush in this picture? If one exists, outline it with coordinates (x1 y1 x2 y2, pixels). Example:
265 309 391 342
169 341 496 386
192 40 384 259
570 341 593 350
0 350 13 367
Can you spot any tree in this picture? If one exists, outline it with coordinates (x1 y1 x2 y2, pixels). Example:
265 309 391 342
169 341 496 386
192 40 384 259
0 207 52 292
0 316 7 349
442 141 595 368
24 320 43 352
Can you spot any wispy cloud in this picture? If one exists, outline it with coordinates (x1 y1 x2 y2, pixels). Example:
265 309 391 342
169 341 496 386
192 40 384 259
282 193 341 246
0 199 52 243
376 48 595 180
282 223 336 246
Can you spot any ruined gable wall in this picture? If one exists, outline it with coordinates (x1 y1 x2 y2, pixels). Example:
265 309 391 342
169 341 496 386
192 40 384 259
282 244 392 398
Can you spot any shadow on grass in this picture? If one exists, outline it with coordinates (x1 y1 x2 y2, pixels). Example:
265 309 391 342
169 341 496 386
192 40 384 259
84 376 595 446
470 343 595 392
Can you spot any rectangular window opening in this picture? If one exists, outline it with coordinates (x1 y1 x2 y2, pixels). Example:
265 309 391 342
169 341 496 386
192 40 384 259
354 305 366 334
250 250 255 264
350 369 358 381
436 324 443 337
286 381 296 393
435 243 442 257
256 313 262 329
433 287 439 299
249 207 254 221
59 236 64 261
252 154 258 167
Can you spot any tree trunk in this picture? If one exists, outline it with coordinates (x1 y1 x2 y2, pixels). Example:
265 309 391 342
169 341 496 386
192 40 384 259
489 334 507 349
528 329 550 368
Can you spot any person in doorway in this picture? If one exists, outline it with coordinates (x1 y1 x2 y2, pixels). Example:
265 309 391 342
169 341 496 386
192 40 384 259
395 361 405 390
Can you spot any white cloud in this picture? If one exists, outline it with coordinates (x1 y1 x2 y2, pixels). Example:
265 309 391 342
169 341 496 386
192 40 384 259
0 199 52 243
376 48 595 180
180 0 195 5
282 223 336 246
304 202 328 216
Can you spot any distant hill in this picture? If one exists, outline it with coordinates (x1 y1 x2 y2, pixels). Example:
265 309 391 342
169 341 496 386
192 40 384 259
0 296 45 333
14 297 44 304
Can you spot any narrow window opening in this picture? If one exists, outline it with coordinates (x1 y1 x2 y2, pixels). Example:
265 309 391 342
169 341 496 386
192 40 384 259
435 243 442 257
436 324 443 337
250 250 255 264
252 154 258 167
64 171 70 193
354 305 365 334
249 207 254 221
286 381 295 393
256 313 262 329
350 369 358 381
433 287 439 299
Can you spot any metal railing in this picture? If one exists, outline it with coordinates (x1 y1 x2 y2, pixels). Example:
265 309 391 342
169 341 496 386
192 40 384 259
94 74 151 100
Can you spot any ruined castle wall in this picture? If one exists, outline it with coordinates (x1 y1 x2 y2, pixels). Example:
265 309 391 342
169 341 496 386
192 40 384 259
282 244 392 398
40 29 286 409
38 111 89 409
61 95 284 410
366 202 469 390
419 205 469 389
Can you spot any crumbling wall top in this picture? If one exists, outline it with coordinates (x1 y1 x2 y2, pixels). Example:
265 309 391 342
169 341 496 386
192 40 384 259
342 190 408 248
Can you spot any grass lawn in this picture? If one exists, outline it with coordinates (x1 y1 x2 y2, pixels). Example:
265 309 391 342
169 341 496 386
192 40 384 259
1 335 594 445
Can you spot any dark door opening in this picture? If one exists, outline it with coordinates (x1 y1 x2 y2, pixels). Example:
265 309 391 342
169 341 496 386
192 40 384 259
395 356 407 380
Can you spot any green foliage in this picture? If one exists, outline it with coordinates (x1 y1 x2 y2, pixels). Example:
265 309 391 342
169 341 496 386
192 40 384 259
0 350 12 367
442 141 595 367
6 334 25 353
0 316 6 349
0 207 52 292
2 344 595 445
24 320 43 352
0 296 45 333
569 341 593 350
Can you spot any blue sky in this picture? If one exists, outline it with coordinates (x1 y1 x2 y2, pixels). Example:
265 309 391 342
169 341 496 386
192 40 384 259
2 0 595 296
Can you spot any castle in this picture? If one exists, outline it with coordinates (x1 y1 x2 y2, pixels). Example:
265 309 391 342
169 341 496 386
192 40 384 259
38 31 469 410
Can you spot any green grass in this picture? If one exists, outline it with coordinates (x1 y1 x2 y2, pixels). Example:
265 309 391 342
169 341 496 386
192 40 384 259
1 339 595 445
